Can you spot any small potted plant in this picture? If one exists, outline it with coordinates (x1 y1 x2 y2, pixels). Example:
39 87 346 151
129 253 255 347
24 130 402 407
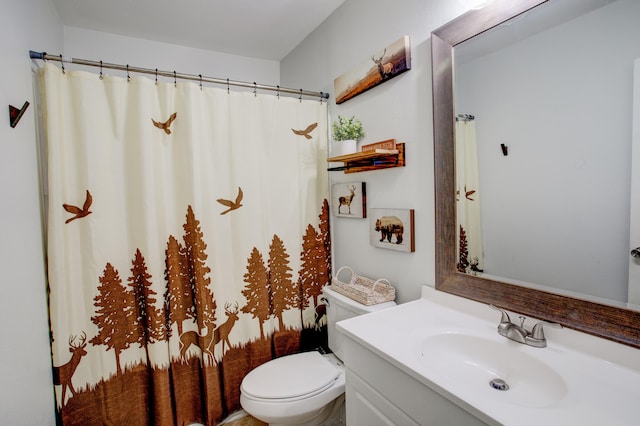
331 115 365 156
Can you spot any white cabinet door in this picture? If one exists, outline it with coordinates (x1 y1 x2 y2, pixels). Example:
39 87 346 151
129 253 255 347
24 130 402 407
346 370 420 426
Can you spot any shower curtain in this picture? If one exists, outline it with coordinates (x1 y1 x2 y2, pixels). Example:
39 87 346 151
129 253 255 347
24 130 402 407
38 62 330 425
455 119 483 274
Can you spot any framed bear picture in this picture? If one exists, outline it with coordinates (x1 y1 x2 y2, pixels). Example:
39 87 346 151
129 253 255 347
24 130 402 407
369 208 415 252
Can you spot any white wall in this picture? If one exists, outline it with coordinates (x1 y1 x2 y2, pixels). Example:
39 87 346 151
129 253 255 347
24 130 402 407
281 0 472 303
0 0 62 423
63 27 280 85
456 0 640 301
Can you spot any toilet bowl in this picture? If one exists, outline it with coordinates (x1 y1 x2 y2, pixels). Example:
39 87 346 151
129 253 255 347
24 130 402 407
240 286 396 425
240 351 345 425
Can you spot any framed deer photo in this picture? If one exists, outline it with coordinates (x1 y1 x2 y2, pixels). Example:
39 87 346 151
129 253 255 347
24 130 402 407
334 35 411 104
370 208 415 252
331 182 366 219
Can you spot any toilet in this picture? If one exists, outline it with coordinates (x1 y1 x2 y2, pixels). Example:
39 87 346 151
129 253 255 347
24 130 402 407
240 285 396 425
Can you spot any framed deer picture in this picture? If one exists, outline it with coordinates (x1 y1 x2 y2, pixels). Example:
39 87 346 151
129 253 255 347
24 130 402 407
370 208 415 252
334 35 411 104
331 182 366 218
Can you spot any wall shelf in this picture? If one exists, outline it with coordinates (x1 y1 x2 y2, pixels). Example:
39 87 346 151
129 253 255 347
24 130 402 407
327 143 405 173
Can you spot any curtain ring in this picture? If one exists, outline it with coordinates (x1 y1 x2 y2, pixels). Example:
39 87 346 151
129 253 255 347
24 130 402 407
99 60 103 80
155 68 158 85
60 54 65 74
126 64 130 83
174 70 177 88
299 89 303 103
276 85 280 99
253 82 257 97
227 78 230 94
199 74 203 91
319 92 324 104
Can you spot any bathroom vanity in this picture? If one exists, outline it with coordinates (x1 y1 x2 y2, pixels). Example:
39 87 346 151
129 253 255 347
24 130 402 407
336 286 640 425
341 328 489 425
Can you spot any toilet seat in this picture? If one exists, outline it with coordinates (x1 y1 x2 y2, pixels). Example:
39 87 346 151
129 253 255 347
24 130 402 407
240 351 340 402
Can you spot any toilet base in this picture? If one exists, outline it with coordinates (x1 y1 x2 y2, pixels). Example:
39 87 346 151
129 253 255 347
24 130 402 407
267 394 345 426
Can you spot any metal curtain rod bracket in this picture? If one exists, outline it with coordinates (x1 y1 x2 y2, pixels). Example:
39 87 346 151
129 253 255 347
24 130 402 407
456 113 475 122
29 51 330 100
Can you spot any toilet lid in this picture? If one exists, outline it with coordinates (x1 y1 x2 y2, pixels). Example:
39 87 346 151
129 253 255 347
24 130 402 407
241 351 339 400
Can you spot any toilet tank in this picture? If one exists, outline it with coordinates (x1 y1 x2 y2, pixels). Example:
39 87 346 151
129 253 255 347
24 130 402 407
322 286 396 360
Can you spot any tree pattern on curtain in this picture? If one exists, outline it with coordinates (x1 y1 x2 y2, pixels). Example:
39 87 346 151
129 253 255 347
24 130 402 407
51 201 331 425
39 62 331 426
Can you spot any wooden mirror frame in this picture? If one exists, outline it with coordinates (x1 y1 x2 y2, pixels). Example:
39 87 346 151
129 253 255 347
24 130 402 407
431 0 640 348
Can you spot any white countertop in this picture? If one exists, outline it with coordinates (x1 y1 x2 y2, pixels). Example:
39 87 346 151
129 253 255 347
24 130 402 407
336 286 640 426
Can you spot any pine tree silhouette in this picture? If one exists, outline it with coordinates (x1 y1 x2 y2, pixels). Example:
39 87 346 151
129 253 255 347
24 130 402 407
241 247 272 340
164 235 193 336
182 205 217 333
90 263 136 375
299 224 325 308
318 199 331 286
458 225 469 273
129 248 166 365
268 235 296 331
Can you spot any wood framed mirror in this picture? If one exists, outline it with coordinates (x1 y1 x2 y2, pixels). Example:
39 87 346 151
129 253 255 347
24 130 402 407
431 0 640 348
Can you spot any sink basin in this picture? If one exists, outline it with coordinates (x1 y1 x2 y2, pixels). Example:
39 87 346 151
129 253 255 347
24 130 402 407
419 332 568 407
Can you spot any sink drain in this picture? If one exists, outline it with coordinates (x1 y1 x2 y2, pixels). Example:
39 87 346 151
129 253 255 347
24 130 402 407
489 378 509 391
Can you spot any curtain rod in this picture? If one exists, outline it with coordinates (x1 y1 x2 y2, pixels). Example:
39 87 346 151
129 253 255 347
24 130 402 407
29 51 329 100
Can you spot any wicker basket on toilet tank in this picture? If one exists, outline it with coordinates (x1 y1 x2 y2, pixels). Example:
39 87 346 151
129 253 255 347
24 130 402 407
331 266 396 305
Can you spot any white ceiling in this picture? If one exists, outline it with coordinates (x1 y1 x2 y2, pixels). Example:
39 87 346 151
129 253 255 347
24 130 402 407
51 0 346 61
456 0 615 64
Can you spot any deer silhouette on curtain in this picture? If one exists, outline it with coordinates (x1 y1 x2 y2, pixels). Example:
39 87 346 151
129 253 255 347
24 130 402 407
39 62 330 425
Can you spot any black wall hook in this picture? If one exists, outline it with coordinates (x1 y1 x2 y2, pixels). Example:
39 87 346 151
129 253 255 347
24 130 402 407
9 101 30 128
501 143 509 156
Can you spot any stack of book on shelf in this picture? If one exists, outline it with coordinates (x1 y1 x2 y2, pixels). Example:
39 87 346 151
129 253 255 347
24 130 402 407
327 138 404 172
360 139 399 154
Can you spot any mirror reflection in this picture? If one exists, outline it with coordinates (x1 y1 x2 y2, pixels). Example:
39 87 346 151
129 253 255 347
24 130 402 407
453 0 640 309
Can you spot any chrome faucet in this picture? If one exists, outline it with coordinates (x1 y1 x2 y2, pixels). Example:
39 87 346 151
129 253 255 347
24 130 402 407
489 305 561 348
